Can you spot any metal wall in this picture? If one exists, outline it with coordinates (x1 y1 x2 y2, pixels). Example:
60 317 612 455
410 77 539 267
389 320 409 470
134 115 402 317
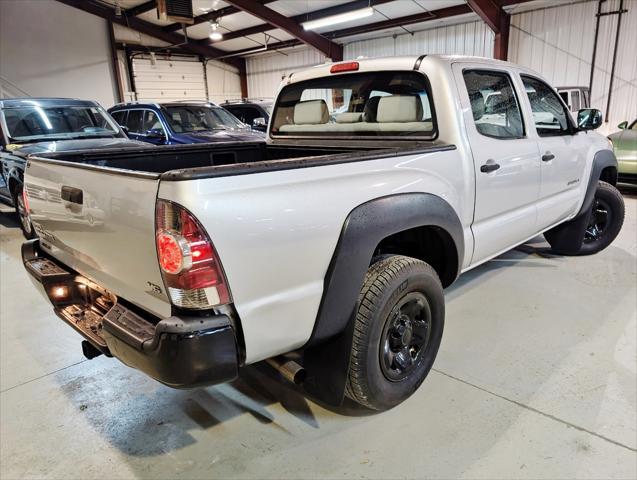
245 21 494 99
345 20 494 58
246 48 327 100
510 0 637 134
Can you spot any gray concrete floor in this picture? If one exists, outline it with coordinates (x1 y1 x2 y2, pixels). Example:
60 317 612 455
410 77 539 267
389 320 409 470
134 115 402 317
1 192 636 480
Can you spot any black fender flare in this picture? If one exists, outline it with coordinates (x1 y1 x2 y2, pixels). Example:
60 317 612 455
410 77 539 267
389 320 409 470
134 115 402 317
544 149 618 255
302 193 463 405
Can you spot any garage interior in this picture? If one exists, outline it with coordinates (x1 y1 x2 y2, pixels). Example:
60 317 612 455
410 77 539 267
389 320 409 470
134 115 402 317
0 0 636 479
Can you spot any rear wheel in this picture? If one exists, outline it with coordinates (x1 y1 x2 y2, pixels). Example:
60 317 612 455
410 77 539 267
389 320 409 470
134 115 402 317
12 184 35 239
345 255 444 411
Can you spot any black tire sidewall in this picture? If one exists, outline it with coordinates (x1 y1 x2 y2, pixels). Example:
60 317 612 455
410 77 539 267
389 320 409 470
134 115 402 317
360 261 444 410
578 182 624 255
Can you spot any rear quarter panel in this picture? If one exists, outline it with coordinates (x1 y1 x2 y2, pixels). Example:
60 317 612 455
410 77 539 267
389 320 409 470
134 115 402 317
159 148 471 363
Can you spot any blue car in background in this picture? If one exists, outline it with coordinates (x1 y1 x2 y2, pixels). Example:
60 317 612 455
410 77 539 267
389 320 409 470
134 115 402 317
108 101 264 145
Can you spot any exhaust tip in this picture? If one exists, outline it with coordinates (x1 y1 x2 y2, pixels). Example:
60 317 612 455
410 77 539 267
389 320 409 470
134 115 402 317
266 356 306 384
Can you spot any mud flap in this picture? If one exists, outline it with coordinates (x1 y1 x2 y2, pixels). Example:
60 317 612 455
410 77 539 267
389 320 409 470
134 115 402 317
543 211 591 255
302 312 357 406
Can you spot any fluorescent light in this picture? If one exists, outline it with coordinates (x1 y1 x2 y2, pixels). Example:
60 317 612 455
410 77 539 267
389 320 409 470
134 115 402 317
302 6 373 31
209 21 223 41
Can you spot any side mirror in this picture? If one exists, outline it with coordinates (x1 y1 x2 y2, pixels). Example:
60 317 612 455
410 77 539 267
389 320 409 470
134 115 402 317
618 121 628 129
119 125 129 134
146 128 165 139
252 117 267 128
577 108 602 131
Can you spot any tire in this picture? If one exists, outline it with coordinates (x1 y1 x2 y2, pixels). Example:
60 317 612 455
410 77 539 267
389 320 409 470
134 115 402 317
545 181 625 256
345 255 444 411
12 184 35 239
577 181 624 255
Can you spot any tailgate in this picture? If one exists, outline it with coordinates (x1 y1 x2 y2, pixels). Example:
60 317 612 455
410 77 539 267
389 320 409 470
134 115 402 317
24 158 171 318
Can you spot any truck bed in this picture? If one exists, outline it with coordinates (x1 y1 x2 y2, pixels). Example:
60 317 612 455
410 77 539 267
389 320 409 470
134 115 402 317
28 140 445 179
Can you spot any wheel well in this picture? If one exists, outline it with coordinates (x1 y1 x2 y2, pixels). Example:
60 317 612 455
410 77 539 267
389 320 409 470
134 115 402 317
372 226 458 287
600 166 617 186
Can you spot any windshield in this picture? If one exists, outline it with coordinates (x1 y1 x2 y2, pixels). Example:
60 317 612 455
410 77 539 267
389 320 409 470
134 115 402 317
163 106 246 133
1 105 122 143
271 70 436 138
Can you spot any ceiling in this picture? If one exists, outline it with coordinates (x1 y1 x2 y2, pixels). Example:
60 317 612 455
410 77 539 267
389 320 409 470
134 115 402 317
107 0 550 57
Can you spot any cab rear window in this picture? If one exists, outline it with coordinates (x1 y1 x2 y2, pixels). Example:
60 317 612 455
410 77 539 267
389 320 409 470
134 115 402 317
271 71 436 139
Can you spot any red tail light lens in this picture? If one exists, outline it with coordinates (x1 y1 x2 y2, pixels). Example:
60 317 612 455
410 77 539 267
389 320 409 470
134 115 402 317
22 187 30 213
155 200 231 309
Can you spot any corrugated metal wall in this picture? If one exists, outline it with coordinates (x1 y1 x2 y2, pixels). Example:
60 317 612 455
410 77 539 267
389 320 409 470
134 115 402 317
246 48 327 100
345 21 494 58
206 60 242 103
245 21 494 99
510 0 637 134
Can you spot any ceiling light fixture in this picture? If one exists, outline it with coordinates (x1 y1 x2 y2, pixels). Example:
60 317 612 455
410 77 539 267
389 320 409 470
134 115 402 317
302 6 374 31
209 21 223 41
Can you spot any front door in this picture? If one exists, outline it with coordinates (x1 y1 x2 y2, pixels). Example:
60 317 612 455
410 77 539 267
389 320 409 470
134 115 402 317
520 75 588 230
454 65 541 264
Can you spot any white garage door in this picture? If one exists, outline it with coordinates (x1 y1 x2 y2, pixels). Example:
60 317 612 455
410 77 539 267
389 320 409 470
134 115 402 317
132 57 206 102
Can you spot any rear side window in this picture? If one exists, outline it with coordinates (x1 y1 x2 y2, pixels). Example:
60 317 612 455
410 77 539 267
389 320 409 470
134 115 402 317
125 110 144 133
463 69 524 139
271 71 436 138
521 75 572 136
111 110 127 125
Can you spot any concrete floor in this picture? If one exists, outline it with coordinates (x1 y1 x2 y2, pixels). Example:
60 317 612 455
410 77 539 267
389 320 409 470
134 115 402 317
1 192 635 480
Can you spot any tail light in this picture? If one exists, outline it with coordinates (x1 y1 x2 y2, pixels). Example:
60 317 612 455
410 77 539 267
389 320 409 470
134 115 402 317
155 199 231 309
22 187 30 213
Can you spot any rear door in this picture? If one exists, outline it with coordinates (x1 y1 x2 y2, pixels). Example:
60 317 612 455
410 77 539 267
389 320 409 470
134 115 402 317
454 65 541 263
24 158 171 317
520 75 588 229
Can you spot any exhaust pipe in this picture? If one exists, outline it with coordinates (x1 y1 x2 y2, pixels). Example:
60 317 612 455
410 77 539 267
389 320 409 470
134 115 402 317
266 356 306 384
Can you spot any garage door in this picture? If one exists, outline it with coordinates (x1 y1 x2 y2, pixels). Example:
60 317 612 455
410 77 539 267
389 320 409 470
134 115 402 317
132 57 206 102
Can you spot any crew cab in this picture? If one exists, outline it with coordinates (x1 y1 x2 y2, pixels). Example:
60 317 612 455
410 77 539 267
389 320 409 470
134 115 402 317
0 98 152 238
21 56 623 411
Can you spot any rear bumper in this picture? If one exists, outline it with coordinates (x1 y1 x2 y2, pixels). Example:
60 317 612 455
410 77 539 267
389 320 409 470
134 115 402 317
22 239 239 388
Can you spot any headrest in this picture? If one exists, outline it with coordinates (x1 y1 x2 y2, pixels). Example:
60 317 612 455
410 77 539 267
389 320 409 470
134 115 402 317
469 92 485 121
335 112 362 123
293 100 329 125
376 95 423 123
363 96 382 122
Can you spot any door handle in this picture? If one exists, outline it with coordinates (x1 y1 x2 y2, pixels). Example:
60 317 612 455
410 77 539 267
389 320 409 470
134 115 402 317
61 186 83 205
480 161 501 173
542 152 555 162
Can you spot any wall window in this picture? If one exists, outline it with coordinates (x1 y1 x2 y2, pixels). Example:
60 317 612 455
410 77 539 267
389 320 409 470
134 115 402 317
521 75 572 136
463 70 524 139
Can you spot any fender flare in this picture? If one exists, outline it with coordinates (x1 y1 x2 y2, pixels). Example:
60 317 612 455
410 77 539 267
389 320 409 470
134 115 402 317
302 193 463 405
578 149 617 217
544 149 618 255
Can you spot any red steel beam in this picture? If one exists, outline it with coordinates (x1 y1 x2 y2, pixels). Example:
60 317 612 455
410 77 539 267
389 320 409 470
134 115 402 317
222 0 343 60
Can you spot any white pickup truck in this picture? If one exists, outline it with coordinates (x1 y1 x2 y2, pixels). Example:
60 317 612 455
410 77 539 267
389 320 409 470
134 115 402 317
22 55 624 411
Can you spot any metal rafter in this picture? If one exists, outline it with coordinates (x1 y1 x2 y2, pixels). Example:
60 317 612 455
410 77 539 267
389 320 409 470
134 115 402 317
222 0 343 60
162 0 277 33
125 0 156 17
56 0 243 67
199 0 395 46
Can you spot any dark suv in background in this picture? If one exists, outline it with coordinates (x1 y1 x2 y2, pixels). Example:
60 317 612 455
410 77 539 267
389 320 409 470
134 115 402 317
0 98 150 238
108 101 264 145
221 99 272 132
